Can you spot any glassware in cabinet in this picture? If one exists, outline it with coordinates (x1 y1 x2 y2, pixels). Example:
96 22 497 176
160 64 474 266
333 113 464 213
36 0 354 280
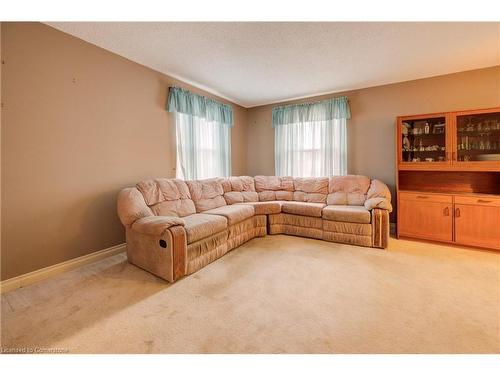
455 111 500 163
400 116 447 164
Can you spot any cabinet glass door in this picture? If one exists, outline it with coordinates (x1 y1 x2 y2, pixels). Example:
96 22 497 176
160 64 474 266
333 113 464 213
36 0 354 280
401 116 447 164
456 111 500 162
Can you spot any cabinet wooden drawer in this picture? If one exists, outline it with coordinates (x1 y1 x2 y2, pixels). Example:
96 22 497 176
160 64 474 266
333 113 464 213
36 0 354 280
399 191 453 203
454 195 500 207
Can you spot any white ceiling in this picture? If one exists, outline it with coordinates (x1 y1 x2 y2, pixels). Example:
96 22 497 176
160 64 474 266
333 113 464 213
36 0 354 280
47 22 500 108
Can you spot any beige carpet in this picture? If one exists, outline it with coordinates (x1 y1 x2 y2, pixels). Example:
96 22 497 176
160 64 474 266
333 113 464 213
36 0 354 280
1 235 499 353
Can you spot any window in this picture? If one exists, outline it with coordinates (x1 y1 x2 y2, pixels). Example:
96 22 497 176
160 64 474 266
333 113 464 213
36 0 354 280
273 97 350 177
167 87 232 180
175 112 230 180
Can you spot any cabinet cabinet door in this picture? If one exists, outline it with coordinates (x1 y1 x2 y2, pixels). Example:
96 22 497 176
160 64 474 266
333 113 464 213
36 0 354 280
454 204 500 250
452 108 500 170
397 113 451 169
398 195 453 242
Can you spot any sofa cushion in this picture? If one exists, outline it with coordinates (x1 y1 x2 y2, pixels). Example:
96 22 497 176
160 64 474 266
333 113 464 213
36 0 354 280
220 176 259 204
221 176 256 192
224 191 259 205
254 175 294 191
203 204 255 226
258 190 294 201
281 201 326 218
150 199 196 217
183 213 228 244
327 175 371 206
186 178 227 213
294 177 329 194
137 178 191 205
237 201 282 215
136 178 196 217
293 177 328 203
254 175 294 202
322 205 371 224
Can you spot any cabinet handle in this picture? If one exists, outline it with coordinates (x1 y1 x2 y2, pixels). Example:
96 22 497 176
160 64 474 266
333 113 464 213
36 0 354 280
443 207 450 216
416 196 428 199
477 199 492 204
455 207 461 217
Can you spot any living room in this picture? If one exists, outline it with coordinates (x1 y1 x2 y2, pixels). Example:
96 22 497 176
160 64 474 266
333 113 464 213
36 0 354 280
1 0 499 372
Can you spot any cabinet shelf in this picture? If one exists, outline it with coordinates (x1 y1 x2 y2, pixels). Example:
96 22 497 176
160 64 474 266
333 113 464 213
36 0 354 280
457 129 500 136
408 133 445 137
457 149 499 154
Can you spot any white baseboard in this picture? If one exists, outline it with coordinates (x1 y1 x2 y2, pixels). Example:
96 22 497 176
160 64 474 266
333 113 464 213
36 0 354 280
0 243 126 294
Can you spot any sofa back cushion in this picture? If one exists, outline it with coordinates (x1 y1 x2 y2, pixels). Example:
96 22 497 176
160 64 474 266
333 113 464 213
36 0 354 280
254 175 294 201
293 177 328 203
186 178 227 212
327 175 370 206
220 176 259 205
136 178 196 217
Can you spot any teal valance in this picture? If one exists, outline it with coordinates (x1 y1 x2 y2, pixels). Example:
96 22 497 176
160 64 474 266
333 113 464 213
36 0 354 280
272 96 351 127
167 86 233 126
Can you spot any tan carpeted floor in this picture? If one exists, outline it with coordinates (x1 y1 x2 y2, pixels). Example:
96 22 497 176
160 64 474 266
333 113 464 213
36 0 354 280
1 235 499 353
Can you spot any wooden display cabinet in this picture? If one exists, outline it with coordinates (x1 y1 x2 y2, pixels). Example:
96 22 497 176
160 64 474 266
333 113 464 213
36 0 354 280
396 107 500 251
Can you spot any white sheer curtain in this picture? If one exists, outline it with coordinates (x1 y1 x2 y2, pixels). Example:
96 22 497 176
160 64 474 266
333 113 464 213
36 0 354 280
175 112 231 180
275 118 347 177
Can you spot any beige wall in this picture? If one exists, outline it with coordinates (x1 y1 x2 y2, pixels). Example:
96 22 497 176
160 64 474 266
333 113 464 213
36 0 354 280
0 22 248 280
247 65 500 202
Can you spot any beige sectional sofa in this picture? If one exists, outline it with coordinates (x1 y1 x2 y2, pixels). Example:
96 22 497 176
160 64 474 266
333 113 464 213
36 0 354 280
117 175 392 282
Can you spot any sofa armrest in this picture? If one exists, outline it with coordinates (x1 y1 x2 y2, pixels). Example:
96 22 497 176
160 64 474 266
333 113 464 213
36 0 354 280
117 187 154 226
126 220 187 283
365 197 393 212
131 216 185 236
371 208 389 249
